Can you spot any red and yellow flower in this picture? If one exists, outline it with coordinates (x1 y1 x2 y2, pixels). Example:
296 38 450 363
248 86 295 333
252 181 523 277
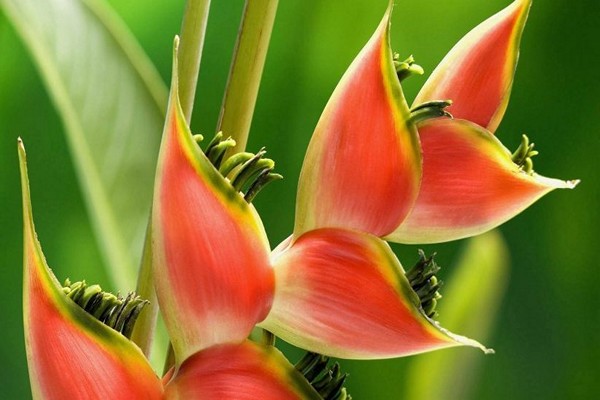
21 0 578 397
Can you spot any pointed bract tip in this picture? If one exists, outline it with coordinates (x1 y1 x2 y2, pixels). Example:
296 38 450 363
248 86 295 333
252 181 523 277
534 174 580 190
435 321 493 354
515 0 533 26
504 0 532 18
518 0 533 10
17 137 25 159
386 0 394 19
172 36 180 85
18 137 34 230
383 0 394 31
506 0 533 37
420 298 496 353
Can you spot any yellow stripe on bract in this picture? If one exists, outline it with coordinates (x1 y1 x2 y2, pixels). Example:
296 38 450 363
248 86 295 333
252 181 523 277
366 235 453 346
371 232 490 350
20 139 81 314
489 0 533 132
379 6 422 187
459 119 515 167
428 118 518 174
167 50 269 246
451 119 577 192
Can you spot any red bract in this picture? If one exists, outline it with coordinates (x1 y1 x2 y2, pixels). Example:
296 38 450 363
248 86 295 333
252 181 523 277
152 44 274 364
21 1 579 397
163 342 320 399
259 228 488 359
394 0 579 243
413 0 531 132
294 6 421 238
20 141 162 399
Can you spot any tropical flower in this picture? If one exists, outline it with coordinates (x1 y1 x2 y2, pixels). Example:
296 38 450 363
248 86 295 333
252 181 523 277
19 138 323 399
151 36 488 366
257 0 578 358
294 0 578 244
18 35 336 400
21 0 579 397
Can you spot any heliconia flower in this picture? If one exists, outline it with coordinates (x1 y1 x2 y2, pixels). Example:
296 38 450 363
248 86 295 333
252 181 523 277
388 119 578 243
392 0 579 243
295 0 578 244
19 140 321 400
259 228 490 359
19 140 162 399
152 39 275 364
293 5 422 239
151 38 487 361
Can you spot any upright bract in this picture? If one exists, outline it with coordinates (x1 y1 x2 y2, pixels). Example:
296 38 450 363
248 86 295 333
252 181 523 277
413 0 531 132
294 7 421 238
19 141 163 400
152 40 275 364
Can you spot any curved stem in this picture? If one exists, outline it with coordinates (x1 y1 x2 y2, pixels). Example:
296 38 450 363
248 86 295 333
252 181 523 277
218 0 279 155
130 224 156 355
178 0 212 123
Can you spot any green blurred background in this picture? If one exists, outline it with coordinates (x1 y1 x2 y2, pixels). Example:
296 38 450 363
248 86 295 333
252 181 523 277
1 0 598 398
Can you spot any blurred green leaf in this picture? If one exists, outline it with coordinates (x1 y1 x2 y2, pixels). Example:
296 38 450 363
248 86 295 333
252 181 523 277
0 0 167 290
405 230 510 400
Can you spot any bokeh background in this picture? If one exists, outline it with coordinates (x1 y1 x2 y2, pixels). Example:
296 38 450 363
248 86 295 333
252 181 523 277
1 0 598 398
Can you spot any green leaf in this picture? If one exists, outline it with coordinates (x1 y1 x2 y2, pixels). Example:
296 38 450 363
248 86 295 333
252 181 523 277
404 231 510 400
1 0 167 290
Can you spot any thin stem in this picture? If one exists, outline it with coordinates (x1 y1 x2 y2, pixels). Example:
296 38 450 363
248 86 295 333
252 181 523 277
130 224 157 355
178 0 212 123
218 0 279 155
